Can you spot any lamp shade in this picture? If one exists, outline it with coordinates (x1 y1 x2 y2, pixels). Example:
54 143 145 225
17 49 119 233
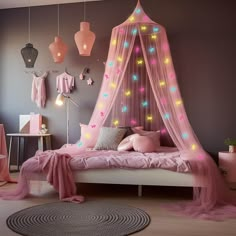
74 22 96 56
55 93 65 106
49 36 68 63
21 43 38 68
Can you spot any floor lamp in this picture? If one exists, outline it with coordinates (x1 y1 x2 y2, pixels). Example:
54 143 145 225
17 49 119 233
55 93 79 145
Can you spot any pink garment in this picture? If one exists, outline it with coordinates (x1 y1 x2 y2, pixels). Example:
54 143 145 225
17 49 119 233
76 1 236 220
31 72 47 108
0 149 84 202
0 124 15 183
56 72 75 94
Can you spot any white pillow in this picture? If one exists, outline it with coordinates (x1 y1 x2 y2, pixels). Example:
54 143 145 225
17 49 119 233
117 134 140 151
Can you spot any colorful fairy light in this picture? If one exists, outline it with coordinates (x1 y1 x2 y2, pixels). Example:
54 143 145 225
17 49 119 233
160 98 167 105
149 47 155 53
153 27 159 33
77 141 83 147
141 25 147 31
161 128 167 134
124 41 129 48
182 133 188 139
191 144 197 151
151 34 157 40
98 102 104 109
146 115 153 121
117 56 123 62
164 113 170 119
159 81 166 87
164 58 170 64
135 46 140 53
175 100 182 106
132 74 138 81
170 86 177 92
113 119 119 126
122 106 128 112
103 93 109 98
132 28 138 35
142 101 148 107
137 59 144 65
130 119 137 125
108 61 114 67
139 87 145 93
135 8 141 14
197 154 204 159
129 16 135 22
179 114 184 121
112 39 117 45
125 90 131 96
85 133 91 139
151 59 157 65
110 82 117 89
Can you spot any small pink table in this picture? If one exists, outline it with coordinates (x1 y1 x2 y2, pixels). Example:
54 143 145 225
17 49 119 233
0 124 12 182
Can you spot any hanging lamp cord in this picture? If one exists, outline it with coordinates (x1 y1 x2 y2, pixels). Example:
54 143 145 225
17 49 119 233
84 0 86 22
57 4 60 36
28 0 31 43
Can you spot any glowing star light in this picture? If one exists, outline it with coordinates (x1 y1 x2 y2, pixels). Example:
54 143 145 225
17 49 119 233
85 133 91 139
108 61 114 67
98 102 104 109
112 39 117 45
164 113 170 120
182 133 188 139
175 100 182 106
124 41 129 48
77 141 83 147
149 47 155 53
122 106 128 112
146 115 153 121
132 74 138 81
132 28 138 35
117 56 123 62
161 129 167 134
164 58 170 64
141 25 147 31
130 119 137 125
142 101 148 107
103 93 109 98
170 86 177 92
159 81 166 87
137 59 144 65
113 120 119 126
151 34 157 40
139 87 145 93
191 144 197 151
125 90 131 96
135 8 141 14
135 46 140 53
153 27 159 33
110 82 117 89
129 16 135 22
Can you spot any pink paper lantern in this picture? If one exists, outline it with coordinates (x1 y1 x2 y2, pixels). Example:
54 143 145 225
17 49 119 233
49 36 68 63
74 22 96 56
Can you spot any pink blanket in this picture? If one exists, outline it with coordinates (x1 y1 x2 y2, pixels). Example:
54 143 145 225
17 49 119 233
0 150 84 202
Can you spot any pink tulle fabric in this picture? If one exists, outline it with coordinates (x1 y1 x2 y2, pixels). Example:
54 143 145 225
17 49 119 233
0 124 15 183
79 1 236 220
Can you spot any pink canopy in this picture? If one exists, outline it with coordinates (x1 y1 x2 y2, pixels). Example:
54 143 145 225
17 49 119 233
79 0 236 220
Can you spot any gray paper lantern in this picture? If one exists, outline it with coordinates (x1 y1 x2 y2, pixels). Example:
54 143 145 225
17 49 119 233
21 43 38 68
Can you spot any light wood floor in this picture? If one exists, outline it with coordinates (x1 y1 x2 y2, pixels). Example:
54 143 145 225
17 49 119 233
0 173 236 236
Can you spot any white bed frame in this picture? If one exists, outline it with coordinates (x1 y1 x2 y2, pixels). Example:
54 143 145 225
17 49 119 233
73 168 195 197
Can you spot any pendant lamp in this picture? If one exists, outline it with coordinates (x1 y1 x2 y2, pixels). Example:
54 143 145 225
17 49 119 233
21 2 38 68
74 0 96 56
49 5 67 63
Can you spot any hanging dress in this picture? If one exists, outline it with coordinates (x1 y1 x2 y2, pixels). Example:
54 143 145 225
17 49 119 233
56 72 75 94
31 72 48 108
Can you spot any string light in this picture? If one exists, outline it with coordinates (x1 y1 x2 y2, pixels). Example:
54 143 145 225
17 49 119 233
98 102 104 109
182 133 188 139
170 86 177 92
149 47 155 53
132 28 138 35
164 113 170 120
103 93 109 98
108 61 114 67
153 27 159 33
130 119 137 125
85 133 91 139
132 74 138 81
164 57 170 64
77 141 83 147
191 144 197 151
110 82 117 89
112 39 117 45
142 101 148 107
113 119 119 126
146 115 153 121
161 129 167 134
124 41 129 48
175 100 182 106
129 15 135 22
122 106 128 112
135 46 140 53
137 59 144 65
141 25 147 31
125 90 131 96
135 8 141 14
159 81 166 87
117 56 123 62
151 34 157 40
139 87 145 92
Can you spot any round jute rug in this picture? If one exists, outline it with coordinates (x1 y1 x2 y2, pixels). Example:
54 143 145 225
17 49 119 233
7 201 150 236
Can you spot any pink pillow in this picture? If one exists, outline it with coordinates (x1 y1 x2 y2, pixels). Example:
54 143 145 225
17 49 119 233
132 129 160 147
133 135 156 153
77 123 100 148
117 134 140 151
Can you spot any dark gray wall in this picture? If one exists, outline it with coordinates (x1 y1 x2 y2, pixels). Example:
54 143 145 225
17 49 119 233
0 0 235 157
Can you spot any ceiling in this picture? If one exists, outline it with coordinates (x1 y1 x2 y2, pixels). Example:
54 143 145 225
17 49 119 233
0 0 103 9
